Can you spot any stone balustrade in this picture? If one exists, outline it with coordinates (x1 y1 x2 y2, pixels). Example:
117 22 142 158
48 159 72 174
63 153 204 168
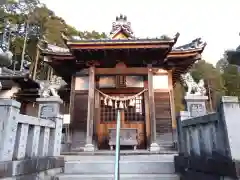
177 112 228 157
175 96 240 179
0 97 64 180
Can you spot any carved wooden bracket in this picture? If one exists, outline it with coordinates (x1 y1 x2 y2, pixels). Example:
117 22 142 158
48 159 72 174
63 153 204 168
86 60 100 67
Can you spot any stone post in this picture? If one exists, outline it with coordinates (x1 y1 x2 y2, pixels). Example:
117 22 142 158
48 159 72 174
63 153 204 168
184 94 208 117
37 97 63 156
179 111 191 121
0 99 21 161
221 96 240 161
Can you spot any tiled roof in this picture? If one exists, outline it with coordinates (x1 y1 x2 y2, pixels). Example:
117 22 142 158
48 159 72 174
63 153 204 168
40 35 206 55
46 44 69 53
173 38 206 51
67 34 177 42
0 67 26 77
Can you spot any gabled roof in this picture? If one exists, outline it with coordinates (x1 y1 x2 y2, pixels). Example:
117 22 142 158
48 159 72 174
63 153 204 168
173 38 205 50
40 37 205 59
45 43 69 53
60 14 179 49
38 40 72 57
0 67 40 93
38 14 206 84
168 38 206 58
0 67 27 78
109 14 134 39
61 33 180 50
168 39 206 84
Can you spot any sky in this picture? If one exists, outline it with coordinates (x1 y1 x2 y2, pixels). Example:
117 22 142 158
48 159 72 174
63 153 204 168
40 0 240 65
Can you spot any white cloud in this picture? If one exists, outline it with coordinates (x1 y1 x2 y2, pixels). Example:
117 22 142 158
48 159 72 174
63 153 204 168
40 0 240 65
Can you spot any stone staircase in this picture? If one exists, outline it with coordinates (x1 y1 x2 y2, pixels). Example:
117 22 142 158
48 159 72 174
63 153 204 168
54 154 180 180
154 92 174 152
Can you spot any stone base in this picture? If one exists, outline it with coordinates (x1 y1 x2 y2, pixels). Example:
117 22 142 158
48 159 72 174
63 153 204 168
36 96 63 104
180 111 191 121
37 96 63 119
150 143 160 152
184 95 208 117
184 95 208 101
84 144 95 152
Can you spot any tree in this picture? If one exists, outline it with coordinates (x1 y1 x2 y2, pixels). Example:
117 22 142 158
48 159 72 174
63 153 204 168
222 64 240 96
190 60 225 110
216 51 229 73
27 9 107 80
1 0 108 80
215 49 240 97
79 30 107 39
173 82 185 113
216 58 228 73
0 0 42 69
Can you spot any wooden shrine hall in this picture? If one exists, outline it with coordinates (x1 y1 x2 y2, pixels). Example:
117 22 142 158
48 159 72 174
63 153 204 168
40 15 206 152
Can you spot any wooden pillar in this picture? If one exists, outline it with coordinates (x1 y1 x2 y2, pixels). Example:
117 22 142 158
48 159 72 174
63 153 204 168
148 65 160 152
144 78 150 147
84 66 95 151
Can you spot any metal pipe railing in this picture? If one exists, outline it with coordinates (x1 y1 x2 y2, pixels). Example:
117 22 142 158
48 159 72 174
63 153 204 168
114 109 121 180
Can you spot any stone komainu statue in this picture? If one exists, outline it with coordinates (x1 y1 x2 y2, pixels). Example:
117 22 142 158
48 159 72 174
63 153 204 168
181 72 206 96
39 75 62 98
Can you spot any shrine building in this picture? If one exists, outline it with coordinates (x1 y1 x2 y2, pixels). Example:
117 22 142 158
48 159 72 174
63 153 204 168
40 15 206 151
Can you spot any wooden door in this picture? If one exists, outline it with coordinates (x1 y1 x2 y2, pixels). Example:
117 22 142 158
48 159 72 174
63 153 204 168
96 93 146 149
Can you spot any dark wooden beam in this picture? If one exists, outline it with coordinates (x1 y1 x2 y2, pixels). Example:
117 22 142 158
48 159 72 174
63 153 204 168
99 88 144 94
76 67 148 75
75 67 170 76
18 88 39 92
0 76 25 80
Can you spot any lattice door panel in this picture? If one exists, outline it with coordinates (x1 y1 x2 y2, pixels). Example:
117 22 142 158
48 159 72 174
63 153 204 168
100 95 117 123
124 95 145 122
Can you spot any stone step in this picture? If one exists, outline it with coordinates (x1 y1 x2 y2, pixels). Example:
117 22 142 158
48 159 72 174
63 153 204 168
62 150 177 156
55 174 180 180
63 154 176 161
64 160 175 174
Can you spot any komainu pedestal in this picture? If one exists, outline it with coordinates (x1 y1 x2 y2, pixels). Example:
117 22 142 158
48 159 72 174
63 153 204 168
184 95 208 117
